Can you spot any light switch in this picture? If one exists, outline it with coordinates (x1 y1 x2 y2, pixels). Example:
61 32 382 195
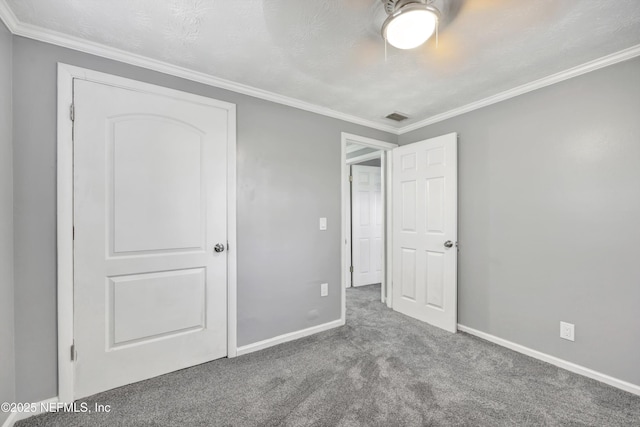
321 283 328 297
319 217 327 231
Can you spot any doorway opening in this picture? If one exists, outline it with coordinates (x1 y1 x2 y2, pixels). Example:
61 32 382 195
340 133 398 322
349 159 382 288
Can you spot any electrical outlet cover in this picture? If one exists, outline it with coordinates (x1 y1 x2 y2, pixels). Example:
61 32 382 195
560 321 575 341
321 283 328 297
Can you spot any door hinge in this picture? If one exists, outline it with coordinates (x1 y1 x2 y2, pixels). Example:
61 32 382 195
349 266 354 273
226 241 229 251
72 226 75 240
349 175 353 182
70 343 76 361
70 104 75 122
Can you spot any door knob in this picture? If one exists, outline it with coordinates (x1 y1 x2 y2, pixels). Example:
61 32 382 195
214 243 225 253
444 240 454 249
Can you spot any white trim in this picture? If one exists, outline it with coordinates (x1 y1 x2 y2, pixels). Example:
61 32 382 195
56 63 237 401
379 151 387 304
3 1 640 136
2 412 13 427
345 144 364 154
0 0 18 32
345 163 352 290
1 397 59 427
345 150 382 165
384 151 393 308
236 319 344 356
57 64 75 404
226 106 238 358
458 324 640 397
341 137 348 321
341 133 397 323
399 44 640 134
342 133 398 150
4 3 640 138
0 7 397 135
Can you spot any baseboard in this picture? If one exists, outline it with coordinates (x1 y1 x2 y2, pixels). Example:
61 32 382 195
2 326 635 427
2 321 345 427
236 319 345 356
457 324 640 396
1 397 59 427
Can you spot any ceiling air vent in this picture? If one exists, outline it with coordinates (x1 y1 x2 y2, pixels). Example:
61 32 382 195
385 112 409 122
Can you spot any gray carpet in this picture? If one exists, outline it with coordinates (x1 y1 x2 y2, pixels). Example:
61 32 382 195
19 285 640 426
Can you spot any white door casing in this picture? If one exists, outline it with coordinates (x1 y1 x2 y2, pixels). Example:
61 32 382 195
73 78 231 399
351 165 383 287
340 133 397 321
392 133 458 333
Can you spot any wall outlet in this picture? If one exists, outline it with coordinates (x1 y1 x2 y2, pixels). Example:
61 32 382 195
560 321 575 341
320 283 328 297
319 217 327 231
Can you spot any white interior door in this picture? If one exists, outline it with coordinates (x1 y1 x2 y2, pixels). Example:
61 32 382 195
392 133 458 332
73 79 230 398
352 165 383 287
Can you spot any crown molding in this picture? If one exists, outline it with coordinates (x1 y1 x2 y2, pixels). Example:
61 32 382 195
398 43 640 135
0 2 400 135
2 0 640 137
0 0 18 32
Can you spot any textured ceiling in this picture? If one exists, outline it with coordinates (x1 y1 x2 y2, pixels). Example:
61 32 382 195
5 0 640 128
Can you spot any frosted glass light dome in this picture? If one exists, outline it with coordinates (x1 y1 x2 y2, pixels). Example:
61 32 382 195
382 4 438 50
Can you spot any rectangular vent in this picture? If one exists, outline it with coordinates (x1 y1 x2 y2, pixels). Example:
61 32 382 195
385 112 409 122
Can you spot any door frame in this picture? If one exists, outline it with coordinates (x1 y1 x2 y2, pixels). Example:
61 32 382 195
346 150 383 166
341 133 397 322
56 63 237 403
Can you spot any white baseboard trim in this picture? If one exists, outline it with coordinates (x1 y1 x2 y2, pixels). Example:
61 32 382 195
2 397 59 427
457 324 640 396
236 319 345 357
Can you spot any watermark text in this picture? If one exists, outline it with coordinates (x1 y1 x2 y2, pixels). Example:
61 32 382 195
1 401 111 414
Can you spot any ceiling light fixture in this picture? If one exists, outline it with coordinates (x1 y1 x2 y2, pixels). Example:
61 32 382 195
381 1 440 50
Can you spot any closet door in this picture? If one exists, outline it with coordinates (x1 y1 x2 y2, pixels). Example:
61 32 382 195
73 77 232 398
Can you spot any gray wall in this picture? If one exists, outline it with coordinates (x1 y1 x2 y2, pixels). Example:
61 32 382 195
12 36 395 402
10 26 639 405
399 56 640 386
0 19 15 426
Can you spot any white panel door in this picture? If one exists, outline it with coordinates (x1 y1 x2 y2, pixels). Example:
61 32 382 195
73 79 230 399
392 133 457 332
352 165 383 287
